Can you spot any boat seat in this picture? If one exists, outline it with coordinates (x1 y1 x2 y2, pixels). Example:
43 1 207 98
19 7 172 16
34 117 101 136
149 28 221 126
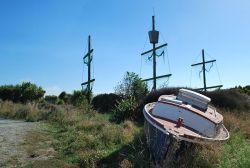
158 95 182 105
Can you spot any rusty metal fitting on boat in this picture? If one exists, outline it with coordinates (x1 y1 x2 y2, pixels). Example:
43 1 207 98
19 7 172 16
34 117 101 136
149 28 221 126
176 118 184 128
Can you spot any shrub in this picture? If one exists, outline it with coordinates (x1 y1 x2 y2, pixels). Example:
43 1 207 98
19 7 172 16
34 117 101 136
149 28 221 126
235 85 250 96
0 82 45 103
91 93 121 113
111 72 148 122
0 85 19 102
19 82 45 103
59 91 71 104
44 95 59 104
115 72 148 102
70 90 88 107
204 89 250 111
111 97 139 123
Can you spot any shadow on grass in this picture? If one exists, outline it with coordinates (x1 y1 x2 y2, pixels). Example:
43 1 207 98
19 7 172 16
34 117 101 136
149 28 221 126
98 134 223 168
97 132 151 168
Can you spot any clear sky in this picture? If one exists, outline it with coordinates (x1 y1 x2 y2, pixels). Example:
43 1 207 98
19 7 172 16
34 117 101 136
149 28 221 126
0 0 250 95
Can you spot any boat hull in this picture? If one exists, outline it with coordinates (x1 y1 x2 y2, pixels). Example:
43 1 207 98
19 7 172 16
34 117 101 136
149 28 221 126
143 103 229 166
144 115 171 165
144 109 189 166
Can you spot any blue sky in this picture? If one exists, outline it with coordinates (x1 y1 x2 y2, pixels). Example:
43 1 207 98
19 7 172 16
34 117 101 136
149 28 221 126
0 0 250 95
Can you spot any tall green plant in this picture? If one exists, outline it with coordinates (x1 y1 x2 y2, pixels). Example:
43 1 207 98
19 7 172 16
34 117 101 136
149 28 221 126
111 96 138 123
70 90 88 107
115 72 148 102
59 91 71 104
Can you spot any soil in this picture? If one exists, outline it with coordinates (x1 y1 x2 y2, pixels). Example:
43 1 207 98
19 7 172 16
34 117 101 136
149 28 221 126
0 119 54 168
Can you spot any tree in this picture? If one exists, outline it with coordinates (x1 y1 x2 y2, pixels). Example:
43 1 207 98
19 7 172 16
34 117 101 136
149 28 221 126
115 72 148 102
0 85 16 101
0 82 45 103
19 82 45 103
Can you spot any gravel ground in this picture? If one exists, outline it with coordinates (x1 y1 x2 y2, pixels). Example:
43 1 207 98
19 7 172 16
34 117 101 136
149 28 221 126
0 119 38 167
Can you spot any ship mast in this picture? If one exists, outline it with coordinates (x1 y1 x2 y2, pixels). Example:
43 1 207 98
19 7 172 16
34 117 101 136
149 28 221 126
81 35 95 103
191 49 222 91
141 16 171 90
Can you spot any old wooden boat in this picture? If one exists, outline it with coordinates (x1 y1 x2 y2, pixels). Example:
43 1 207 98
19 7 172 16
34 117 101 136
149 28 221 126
143 89 229 165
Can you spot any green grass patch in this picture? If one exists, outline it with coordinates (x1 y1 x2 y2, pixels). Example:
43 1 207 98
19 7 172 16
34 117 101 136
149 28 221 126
218 133 250 168
46 110 150 167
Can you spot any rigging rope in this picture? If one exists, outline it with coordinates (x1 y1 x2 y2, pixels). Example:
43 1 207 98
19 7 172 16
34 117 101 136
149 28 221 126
198 62 214 79
156 50 165 57
215 62 222 85
147 50 164 61
165 47 171 73
83 54 93 65
91 52 94 91
204 50 223 85
140 54 143 78
189 67 193 88
82 61 84 85
199 69 203 80
205 62 214 72
82 37 88 84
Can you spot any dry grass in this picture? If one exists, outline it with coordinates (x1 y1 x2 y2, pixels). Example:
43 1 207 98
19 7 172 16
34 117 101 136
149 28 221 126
0 101 43 121
222 109 250 138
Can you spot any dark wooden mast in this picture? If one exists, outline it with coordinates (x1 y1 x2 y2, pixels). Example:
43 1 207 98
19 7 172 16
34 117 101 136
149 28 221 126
81 35 95 103
191 49 222 91
141 16 171 90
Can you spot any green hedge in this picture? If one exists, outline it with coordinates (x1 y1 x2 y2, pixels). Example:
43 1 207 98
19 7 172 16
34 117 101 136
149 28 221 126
92 93 121 113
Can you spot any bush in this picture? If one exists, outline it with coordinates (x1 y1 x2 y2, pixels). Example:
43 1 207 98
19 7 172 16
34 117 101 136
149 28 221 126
111 72 149 122
58 91 71 104
235 85 250 96
19 82 45 103
70 90 88 107
204 89 250 111
91 93 121 113
44 95 59 104
115 72 148 103
111 97 139 123
0 82 45 103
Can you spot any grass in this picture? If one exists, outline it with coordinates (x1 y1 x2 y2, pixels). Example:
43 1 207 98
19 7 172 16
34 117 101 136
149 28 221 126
21 123 77 168
0 99 249 167
174 110 250 168
46 108 148 167
0 101 46 121
24 159 77 168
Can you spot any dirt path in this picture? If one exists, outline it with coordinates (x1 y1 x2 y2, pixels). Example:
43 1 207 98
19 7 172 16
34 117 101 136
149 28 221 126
0 119 77 168
0 119 34 167
0 119 55 168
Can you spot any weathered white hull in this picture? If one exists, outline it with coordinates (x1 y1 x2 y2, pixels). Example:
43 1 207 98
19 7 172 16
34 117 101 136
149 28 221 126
143 89 230 166
144 103 230 144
